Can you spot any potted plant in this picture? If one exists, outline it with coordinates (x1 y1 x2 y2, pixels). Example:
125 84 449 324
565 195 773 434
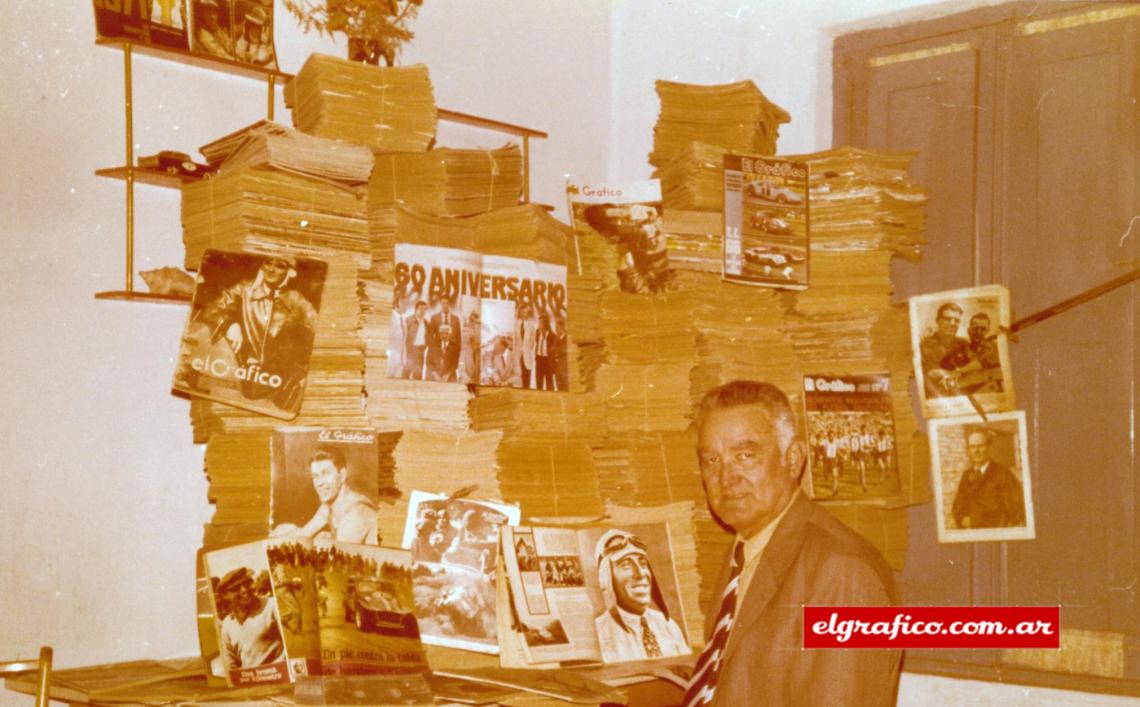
284 0 424 66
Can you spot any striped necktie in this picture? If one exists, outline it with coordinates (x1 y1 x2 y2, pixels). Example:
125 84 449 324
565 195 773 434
682 541 745 707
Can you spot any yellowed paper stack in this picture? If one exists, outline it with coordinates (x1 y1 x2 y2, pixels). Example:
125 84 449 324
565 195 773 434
370 145 523 217
650 79 790 170
181 166 370 272
378 429 504 544
288 54 437 153
786 146 928 258
496 437 603 519
658 141 729 211
661 209 724 273
469 390 606 444
201 121 375 185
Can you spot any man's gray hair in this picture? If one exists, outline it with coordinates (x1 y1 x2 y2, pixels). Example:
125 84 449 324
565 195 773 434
695 380 797 453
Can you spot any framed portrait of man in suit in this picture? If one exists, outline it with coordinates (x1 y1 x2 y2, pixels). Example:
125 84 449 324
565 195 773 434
929 411 1035 543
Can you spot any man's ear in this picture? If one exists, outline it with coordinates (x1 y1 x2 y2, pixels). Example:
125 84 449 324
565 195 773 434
784 439 808 482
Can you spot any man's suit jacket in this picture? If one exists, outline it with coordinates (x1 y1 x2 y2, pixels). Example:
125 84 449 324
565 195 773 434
951 460 1025 529
706 493 901 706
427 312 461 371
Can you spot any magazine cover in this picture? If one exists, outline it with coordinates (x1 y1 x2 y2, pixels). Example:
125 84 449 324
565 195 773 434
93 0 190 51
500 523 690 666
173 250 326 420
908 284 1015 418
314 542 429 675
802 374 901 500
566 178 670 294
203 539 318 687
401 490 521 654
270 428 384 546
189 0 278 69
928 411 1035 543
389 244 569 390
722 154 810 289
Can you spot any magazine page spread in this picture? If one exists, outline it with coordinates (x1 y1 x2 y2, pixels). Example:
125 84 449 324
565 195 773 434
401 490 521 654
314 542 429 675
566 178 670 294
173 250 327 420
501 522 690 666
389 244 568 390
270 427 383 546
802 374 901 500
723 154 810 289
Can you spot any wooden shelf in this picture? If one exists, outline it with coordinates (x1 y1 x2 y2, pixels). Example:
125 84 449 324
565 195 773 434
95 290 191 305
96 37 292 82
96 166 204 189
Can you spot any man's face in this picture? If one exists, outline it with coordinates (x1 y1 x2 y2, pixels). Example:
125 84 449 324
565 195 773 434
966 431 992 468
310 458 345 504
698 405 801 538
441 299 451 314
226 580 255 618
261 259 290 288
611 552 653 614
415 303 427 320
936 307 962 337
968 315 990 343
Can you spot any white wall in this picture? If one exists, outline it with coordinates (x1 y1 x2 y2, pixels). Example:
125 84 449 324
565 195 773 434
0 2 1132 706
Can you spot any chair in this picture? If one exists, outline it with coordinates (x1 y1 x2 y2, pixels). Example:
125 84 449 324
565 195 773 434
0 646 52 707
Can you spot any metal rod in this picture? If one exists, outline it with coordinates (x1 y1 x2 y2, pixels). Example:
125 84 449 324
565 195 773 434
522 134 530 204
124 43 135 293
267 75 275 121
1010 268 1140 333
34 647 51 707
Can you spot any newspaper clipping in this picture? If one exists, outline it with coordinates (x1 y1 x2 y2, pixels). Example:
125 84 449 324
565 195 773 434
929 411 1035 543
401 490 521 653
270 428 384 546
566 178 670 294
803 374 901 500
388 244 569 390
500 523 690 665
722 153 810 289
909 284 1015 418
173 250 326 420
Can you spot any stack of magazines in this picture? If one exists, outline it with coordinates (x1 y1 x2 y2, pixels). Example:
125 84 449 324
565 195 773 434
288 54 437 153
181 167 371 272
370 145 523 217
650 79 790 171
658 141 729 211
202 121 375 185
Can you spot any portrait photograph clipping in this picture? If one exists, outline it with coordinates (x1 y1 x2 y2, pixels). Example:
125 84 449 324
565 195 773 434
173 250 327 420
928 411 1035 543
909 284 1015 418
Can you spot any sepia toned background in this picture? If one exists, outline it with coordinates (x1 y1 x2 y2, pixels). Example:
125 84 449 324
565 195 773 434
1 1 1135 705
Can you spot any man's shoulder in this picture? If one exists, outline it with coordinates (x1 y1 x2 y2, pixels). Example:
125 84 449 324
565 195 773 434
795 499 895 596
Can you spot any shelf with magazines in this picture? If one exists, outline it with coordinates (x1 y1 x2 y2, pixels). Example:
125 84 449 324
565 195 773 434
95 40 549 305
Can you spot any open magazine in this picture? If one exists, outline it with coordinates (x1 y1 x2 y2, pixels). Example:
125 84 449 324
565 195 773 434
203 539 427 687
499 523 691 666
388 244 568 389
400 490 521 654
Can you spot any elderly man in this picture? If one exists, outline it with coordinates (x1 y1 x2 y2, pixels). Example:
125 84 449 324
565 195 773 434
951 428 1026 529
683 380 900 706
216 567 283 670
272 446 378 545
593 528 689 663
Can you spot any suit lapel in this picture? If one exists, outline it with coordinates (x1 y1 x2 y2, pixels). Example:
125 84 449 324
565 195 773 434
722 493 813 663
